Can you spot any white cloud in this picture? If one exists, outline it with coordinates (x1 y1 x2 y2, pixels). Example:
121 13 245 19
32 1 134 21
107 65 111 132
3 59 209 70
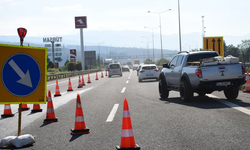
42 4 83 13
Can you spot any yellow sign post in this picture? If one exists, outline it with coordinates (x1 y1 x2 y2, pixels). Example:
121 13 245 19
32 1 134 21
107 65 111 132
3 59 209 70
203 36 224 56
0 44 47 104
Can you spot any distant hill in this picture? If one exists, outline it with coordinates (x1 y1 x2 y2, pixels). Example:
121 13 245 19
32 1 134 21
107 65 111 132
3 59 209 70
1 30 250 66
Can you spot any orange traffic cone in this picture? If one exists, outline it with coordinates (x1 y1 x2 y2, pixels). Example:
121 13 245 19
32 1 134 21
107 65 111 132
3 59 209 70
1 104 15 118
105 71 108 76
21 104 30 111
71 94 90 135
82 74 86 86
67 77 73 91
44 90 58 123
31 104 42 113
244 71 250 92
54 80 61 97
78 76 83 88
116 98 140 150
95 72 99 80
87 74 91 83
101 71 104 78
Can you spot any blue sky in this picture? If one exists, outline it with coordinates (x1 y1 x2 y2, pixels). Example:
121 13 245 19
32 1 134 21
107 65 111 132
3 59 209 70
0 0 249 36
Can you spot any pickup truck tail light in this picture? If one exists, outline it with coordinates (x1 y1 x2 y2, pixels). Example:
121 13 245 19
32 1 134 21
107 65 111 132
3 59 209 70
195 69 202 78
242 65 246 74
154 69 159 72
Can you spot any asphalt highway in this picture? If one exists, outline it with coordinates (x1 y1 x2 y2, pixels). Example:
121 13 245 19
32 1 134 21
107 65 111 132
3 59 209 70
1 70 250 149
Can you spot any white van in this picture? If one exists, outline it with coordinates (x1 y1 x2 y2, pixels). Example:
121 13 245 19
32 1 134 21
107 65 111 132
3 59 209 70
108 63 122 77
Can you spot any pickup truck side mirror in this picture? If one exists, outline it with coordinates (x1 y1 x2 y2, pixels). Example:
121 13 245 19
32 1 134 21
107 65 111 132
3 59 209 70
163 63 169 68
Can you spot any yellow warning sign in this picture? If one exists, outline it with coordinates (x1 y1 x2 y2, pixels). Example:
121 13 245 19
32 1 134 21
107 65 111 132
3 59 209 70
0 44 47 104
203 36 224 56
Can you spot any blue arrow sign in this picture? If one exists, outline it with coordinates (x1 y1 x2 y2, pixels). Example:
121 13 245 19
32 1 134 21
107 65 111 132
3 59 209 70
2 53 41 97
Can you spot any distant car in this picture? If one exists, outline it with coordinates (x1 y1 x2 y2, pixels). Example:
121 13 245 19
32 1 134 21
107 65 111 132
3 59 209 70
122 65 130 72
138 64 160 82
108 63 122 77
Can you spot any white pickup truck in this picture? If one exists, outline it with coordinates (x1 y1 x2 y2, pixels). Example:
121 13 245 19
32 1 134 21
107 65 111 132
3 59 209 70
158 51 246 102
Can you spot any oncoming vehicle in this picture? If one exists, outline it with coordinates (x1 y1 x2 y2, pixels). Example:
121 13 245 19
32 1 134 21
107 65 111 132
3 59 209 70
138 64 160 82
108 63 122 77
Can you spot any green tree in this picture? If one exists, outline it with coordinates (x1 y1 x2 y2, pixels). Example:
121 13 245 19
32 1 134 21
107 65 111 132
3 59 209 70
68 62 75 71
224 44 239 57
156 58 169 66
238 39 250 65
47 61 54 69
64 60 69 66
75 62 82 71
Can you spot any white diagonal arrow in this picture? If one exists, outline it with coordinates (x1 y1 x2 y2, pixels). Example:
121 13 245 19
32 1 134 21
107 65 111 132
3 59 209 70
8 59 33 88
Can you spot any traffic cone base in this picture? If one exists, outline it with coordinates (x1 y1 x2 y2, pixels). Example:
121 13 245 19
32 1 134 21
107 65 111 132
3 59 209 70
44 118 58 123
71 128 90 135
31 104 42 113
31 109 43 113
54 94 61 97
67 89 73 91
116 144 140 150
1 114 15 118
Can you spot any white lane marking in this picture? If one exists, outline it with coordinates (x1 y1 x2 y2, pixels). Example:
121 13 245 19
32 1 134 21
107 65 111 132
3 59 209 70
61 92 67 95
208 94 250 116
106 104 119 122
126 80 129 84
121 87 126 93
128 77 130 79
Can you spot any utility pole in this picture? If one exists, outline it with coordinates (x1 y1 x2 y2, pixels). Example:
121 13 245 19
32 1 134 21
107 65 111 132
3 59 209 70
202 16 206 49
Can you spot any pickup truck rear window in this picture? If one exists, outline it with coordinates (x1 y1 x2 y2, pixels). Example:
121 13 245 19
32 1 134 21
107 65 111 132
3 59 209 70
187 53 219 62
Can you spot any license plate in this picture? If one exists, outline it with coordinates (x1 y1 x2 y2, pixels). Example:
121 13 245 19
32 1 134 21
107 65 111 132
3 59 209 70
146 74 153 76
112 71 117 73
216 82 231 86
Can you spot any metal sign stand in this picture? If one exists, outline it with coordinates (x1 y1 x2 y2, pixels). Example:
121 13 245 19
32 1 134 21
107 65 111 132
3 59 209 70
18 104 22 136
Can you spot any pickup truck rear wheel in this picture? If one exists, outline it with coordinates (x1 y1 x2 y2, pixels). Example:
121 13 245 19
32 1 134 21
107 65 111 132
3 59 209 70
158 77 169 98
224 87 239 100
180 80 193 102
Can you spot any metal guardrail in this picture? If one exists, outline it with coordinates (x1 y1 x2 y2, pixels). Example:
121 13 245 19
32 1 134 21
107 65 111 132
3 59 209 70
47 69 101 81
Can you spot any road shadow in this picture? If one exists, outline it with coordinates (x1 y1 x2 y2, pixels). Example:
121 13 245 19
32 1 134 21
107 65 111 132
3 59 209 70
40 122 56 128
159 95 250 109
108 75 122 78
69 134 84 142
